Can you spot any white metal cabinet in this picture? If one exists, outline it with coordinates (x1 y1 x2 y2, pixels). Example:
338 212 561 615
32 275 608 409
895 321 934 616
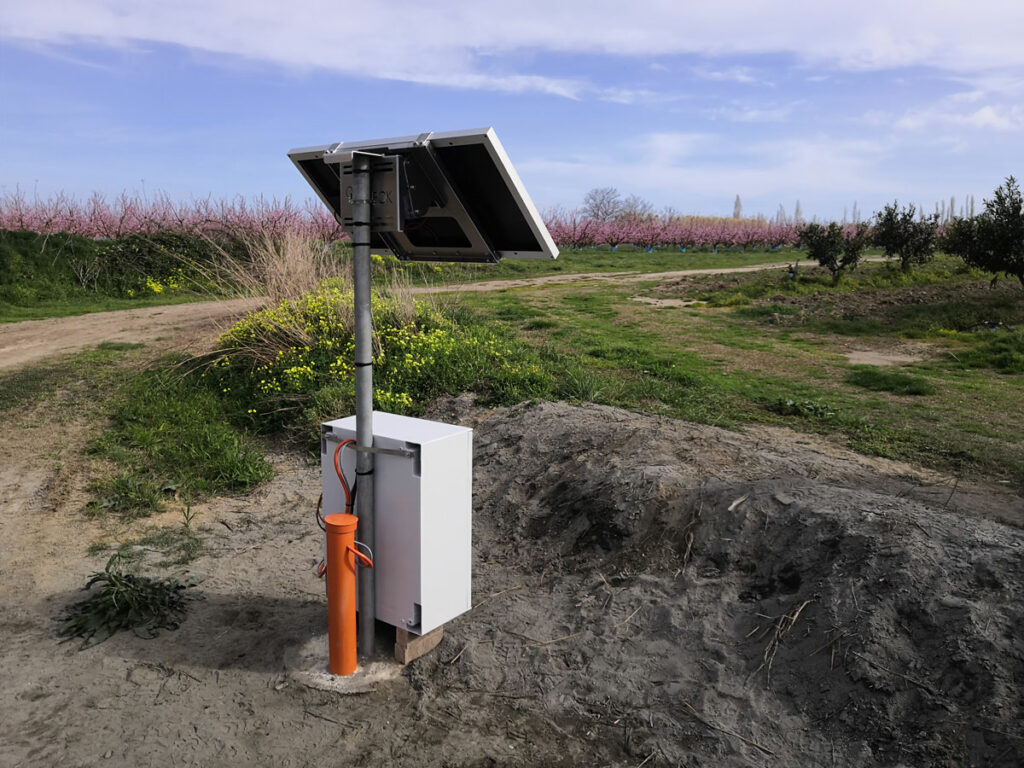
321 412 472 635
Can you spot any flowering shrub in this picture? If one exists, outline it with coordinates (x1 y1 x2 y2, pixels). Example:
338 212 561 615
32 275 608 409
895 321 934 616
546 210 800 252
207 280 550 435
0 189 344 242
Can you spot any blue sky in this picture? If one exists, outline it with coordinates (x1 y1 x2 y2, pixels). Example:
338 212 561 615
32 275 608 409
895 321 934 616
2 1 1022 221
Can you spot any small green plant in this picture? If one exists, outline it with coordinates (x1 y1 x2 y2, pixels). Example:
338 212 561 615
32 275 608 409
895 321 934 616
555 365 605 402
57 554 198 649
956 329 1024 373
88 471 164 519
845 366 936 396
768 398 837 420
181 502 198 530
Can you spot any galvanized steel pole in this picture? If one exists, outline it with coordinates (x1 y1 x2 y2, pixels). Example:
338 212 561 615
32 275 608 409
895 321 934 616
351 153 376 658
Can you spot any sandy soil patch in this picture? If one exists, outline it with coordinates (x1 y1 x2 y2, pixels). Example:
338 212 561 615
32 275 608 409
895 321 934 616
845 348 930 366
1 395 1021 767
629 296 700 308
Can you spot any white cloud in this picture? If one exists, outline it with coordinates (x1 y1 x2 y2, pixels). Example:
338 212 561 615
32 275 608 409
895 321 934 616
3 1 1024 98
641 132 711 164
864 67 1024 137
703 103 795 122
891 101 1024 133
692 66 768 85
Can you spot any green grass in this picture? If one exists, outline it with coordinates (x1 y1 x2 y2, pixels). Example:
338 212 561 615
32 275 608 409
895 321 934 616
88 365 272 518
89 471 166 519
0 229 230 322
135 524 204 567
686 254 977 305
844 366 936 396
0 292 211 323
38 251 1016 518
456 273 1023 484
0 343 146 413
0 231 796 322
956 330 1024 373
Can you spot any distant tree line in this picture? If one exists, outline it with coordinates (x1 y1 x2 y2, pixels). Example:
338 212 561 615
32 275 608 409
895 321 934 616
2 180 1020 288
796 177 1023 287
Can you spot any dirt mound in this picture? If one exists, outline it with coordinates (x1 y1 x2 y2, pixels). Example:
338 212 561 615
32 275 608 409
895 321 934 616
413 399 1024 766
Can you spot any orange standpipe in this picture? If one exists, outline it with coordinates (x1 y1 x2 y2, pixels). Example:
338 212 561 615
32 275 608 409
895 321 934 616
324 513 373 675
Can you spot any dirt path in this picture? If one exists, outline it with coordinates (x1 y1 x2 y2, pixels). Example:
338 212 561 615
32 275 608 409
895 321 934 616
410 260 802 294
0 298 261 372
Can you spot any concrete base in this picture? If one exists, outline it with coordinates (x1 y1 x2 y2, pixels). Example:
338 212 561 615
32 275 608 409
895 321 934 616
395 626 443 665
286 634 403 695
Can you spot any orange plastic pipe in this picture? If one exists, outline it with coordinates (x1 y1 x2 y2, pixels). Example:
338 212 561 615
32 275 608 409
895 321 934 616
324 513 372 675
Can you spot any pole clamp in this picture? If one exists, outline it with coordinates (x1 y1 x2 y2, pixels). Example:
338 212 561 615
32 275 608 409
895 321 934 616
356 446 416 459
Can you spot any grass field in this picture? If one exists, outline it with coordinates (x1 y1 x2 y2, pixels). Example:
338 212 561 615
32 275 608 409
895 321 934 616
456 256 1024 483
0 292 213 323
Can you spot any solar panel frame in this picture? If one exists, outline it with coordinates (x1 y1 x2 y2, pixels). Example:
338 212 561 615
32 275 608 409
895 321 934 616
288 128 557 263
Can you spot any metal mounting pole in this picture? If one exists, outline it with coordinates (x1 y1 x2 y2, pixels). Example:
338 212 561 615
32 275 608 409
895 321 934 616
351 153 376 658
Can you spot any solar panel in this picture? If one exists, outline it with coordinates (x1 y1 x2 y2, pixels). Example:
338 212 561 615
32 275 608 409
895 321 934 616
289 128 557 263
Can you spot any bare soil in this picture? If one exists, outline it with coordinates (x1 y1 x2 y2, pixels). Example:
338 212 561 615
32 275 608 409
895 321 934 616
1 286 1022 767
1 392 1021 767
0 298 260 371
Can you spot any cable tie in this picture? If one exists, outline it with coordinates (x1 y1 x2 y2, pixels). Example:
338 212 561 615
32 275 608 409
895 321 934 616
356 469 374 476
354 361 372 368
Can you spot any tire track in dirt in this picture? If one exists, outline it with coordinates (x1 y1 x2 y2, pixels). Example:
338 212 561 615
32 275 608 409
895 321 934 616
409 260 800 294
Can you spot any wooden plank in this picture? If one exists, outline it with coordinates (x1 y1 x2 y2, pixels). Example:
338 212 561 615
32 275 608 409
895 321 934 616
395 626 443 665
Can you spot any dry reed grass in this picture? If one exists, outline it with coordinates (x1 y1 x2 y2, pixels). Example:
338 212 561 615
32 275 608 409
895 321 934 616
215 231 351 305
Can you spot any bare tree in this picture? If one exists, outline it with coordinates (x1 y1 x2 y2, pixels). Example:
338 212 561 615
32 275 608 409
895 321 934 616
582 187 623 222
620 193 654 220
794 200 804 225
733 194 743 219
